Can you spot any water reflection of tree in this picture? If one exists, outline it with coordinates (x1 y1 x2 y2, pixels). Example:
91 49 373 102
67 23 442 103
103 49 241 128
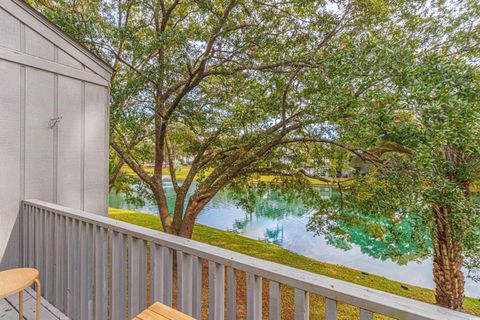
225 183 311 240
307 193 432 265
109 176 154 209
113 179 311 220
233 220 285 245
226 183 310 219
264 225 284 245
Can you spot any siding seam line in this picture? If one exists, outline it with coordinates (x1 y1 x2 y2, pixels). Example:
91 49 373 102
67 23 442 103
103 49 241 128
19 21 26 267
81 81 85 210
53 46 58 204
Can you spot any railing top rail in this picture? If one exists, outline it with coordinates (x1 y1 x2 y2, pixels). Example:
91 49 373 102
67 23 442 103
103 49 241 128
23 199 479 320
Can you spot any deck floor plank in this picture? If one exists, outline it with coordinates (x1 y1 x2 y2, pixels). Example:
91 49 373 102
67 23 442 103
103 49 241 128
1 287 69 320
0 297 16 319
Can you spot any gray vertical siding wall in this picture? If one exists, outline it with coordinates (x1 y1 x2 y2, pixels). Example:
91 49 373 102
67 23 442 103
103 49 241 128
0 0 111 269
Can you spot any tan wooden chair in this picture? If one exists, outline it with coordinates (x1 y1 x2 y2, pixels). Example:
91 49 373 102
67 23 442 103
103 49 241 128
134 302 196 320
0 268 41 320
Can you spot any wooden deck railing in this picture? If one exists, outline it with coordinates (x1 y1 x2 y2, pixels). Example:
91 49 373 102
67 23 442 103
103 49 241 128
21 199 479 320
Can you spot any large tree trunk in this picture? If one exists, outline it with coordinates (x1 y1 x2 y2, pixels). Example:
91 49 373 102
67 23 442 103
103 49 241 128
432 205 464 310
178 207 198 238
177 198 209 238
153 188 174 234
177 192 215 238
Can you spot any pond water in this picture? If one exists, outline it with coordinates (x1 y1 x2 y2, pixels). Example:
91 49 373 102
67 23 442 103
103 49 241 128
109 180 480 297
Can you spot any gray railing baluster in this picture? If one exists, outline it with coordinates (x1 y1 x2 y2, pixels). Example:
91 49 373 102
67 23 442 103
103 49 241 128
294 288 309 320
128 235 140 318
94 226 108 320
177 251 193 315
66 217 74 316
128 236 147 318
227 267 236 320
35 208 44 295
150 243 164 304
44 210 49 300
88 223 94 319
164 246 173 306
360 309 374 320
325 298 338 320
269 281 280 320
28 205 34 268
22 203 29 267
192 256 203 319
150 245 173 306
79 221 90 320
140 238 148 311
54 214 67 311
45 210 54 302
209 261 225 320
79 221 87 320
111 231 126 320
246 273 262 320
73 219 81 319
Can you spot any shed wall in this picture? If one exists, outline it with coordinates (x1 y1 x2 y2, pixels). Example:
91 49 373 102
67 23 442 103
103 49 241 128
0 4 110 269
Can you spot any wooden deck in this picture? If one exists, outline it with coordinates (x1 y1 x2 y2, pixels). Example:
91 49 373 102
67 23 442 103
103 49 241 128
0 287 68 320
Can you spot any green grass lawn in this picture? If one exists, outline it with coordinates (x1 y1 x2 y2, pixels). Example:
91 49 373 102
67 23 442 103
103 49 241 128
109 207 480 318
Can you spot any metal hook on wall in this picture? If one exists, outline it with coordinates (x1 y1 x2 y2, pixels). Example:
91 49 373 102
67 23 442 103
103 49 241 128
49 116 63 129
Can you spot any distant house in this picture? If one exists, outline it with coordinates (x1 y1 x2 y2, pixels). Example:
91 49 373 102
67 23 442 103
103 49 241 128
350 156 372 174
